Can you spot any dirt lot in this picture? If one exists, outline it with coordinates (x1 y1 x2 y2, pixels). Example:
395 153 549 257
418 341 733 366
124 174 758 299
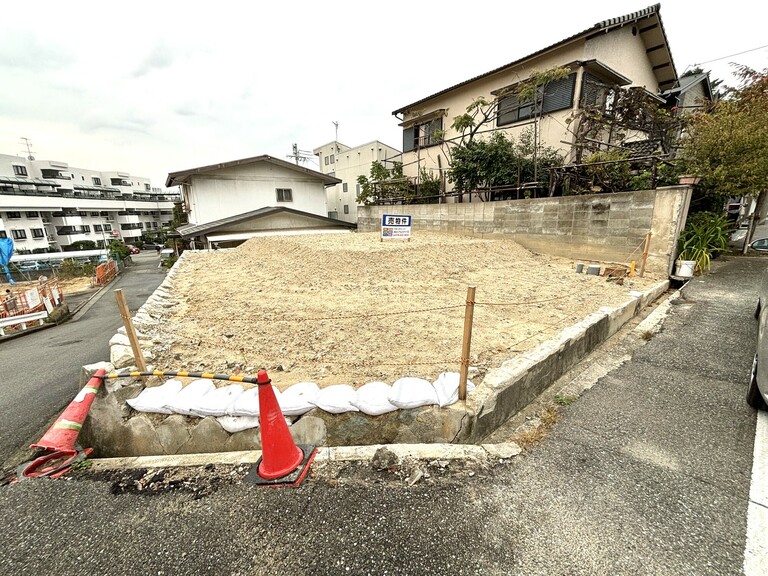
147 232 660 387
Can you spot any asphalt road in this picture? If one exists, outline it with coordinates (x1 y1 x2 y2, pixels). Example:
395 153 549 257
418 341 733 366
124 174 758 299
0 255 764 575
0 252 167 466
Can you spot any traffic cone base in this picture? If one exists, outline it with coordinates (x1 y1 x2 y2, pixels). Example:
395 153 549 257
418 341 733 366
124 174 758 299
245 444 317 487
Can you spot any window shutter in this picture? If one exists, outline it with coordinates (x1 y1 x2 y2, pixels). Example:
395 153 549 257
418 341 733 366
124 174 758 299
581 73 600 107
497 94 519 126
402 126 415 152
542 73 576 114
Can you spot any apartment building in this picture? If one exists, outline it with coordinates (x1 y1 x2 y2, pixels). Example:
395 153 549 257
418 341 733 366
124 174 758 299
313 140 401 223
0 154 179 253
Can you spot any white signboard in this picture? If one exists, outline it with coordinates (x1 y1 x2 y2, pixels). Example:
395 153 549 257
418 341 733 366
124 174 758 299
25 288 42 308
381 214 412 241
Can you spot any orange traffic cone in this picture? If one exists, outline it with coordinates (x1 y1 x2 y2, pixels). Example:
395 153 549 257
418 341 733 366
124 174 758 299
30 369 106 453
246 369 316 486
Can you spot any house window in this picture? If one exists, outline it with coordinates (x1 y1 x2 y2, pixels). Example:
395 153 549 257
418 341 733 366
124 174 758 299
343 183 348 193
92 177 102 186
276 188 293 202
103 224 112 231
80 225 91 233
11 229 27 240
0 231 6 239
31 228 44 238
497 72 577 127
343 205 349 214
581 72 616 113
324 156 329 166
94 224 103 232
144 183 151 191
25 211 39 218
330 154 335 164
13 165 27 176
356 183 361 195
7 211 21 219
152 222 158 228
402 116 443 152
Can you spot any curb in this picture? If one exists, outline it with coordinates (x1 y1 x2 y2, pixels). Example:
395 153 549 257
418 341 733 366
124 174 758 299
88 442 524 471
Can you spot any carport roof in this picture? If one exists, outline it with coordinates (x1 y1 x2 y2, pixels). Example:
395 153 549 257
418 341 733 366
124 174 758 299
177 206 356 238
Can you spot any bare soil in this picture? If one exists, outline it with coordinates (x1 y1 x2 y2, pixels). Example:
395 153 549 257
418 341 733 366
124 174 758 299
147 232 659 388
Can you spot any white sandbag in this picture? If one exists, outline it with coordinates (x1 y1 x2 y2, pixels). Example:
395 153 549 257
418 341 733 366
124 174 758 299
353 381 398 416
279 381 320 416
388 377 439 409
312 384 359 414
227 385 281 417
163 378 216 416
192 384 245 417
432 372 475 407
217 415 260 433
126 379 183 414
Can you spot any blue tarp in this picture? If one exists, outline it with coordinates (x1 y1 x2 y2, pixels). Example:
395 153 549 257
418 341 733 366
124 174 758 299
0 237 16 285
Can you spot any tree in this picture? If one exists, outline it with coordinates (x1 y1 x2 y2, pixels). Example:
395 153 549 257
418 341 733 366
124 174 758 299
356 161 412 205
440 66 570 198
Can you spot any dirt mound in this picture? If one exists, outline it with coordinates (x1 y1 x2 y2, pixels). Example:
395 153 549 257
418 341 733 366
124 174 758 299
148 232 657 387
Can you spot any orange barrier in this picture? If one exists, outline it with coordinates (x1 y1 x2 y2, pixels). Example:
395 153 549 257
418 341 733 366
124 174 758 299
30 368 105 453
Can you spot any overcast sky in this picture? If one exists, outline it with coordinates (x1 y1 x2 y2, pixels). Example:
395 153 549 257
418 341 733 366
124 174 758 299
1 1 766 189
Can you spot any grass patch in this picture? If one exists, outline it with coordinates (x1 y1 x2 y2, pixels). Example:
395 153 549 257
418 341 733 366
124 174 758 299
639 330 655 341
554 394 576 406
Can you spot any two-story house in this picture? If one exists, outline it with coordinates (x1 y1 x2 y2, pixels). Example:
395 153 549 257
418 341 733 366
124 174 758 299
168 155 354 248
392 3 687 198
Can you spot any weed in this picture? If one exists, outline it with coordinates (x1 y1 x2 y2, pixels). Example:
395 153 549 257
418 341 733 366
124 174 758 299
68 459 93 475
513 404 561 450
639 330 655 341
554 394 576 406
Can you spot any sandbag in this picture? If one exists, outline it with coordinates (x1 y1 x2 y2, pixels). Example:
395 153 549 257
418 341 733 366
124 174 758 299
353 381 398 416
163 378 216 416
217 415 260 433
432 372 475 407
126 379 183 414
192 384 245 417
388 377 439 409
279 381 320 416
312 384 359 414
227 385 281 417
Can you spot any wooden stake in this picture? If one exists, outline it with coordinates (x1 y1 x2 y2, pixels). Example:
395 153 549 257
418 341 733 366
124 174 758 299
114 288 147 371
639 233 652 278
459 286 476 401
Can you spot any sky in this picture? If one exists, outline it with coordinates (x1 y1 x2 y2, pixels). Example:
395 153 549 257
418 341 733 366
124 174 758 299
1 1 766 190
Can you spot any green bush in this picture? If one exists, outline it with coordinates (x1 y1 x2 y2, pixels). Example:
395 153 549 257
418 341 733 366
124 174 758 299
677 211 733 273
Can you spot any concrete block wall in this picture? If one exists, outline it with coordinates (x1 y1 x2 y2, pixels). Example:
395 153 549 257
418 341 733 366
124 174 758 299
358 187 692 276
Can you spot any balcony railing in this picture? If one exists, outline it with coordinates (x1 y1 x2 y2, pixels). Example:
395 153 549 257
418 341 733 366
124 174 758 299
0 188 180 203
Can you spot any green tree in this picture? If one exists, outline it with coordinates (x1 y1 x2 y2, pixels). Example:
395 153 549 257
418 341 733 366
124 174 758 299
356 161 412 205
683 66 768 249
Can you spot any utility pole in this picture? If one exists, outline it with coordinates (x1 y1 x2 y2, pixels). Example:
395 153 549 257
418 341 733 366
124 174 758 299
286 144 313 165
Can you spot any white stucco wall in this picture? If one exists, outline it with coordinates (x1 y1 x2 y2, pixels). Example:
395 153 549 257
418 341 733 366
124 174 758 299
186 161 329 225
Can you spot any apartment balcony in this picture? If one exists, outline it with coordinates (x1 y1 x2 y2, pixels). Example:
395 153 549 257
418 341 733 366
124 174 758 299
40 169 72 180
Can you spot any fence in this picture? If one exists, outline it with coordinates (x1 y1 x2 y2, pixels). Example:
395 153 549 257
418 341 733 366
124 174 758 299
1 278 63 319
95 260 118 286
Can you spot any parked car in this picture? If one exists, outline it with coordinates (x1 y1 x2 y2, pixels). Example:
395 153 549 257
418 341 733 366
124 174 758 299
16 261 42 272
749 266 768 410
126 244 141 254
142 242 163 252
750 238 768 252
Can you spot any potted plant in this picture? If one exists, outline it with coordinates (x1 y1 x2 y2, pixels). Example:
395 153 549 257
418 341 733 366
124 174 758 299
675 212 732 276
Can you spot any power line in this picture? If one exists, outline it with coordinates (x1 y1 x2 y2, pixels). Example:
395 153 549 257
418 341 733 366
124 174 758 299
690 43 768 67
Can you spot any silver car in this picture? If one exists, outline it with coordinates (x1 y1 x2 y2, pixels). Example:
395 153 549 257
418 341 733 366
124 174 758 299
750 269 768 409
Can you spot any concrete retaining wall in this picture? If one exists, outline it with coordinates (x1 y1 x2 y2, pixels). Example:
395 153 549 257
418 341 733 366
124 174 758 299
358 187 692 277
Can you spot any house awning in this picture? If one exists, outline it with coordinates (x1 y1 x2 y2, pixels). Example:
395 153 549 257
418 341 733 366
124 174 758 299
0 176 61 187
398 109 446 128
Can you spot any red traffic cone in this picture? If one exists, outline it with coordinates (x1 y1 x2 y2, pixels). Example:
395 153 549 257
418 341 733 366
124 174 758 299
256 370 304 479
30 369 106 453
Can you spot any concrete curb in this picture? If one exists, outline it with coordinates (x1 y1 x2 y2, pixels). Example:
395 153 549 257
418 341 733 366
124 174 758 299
89 442 524 470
